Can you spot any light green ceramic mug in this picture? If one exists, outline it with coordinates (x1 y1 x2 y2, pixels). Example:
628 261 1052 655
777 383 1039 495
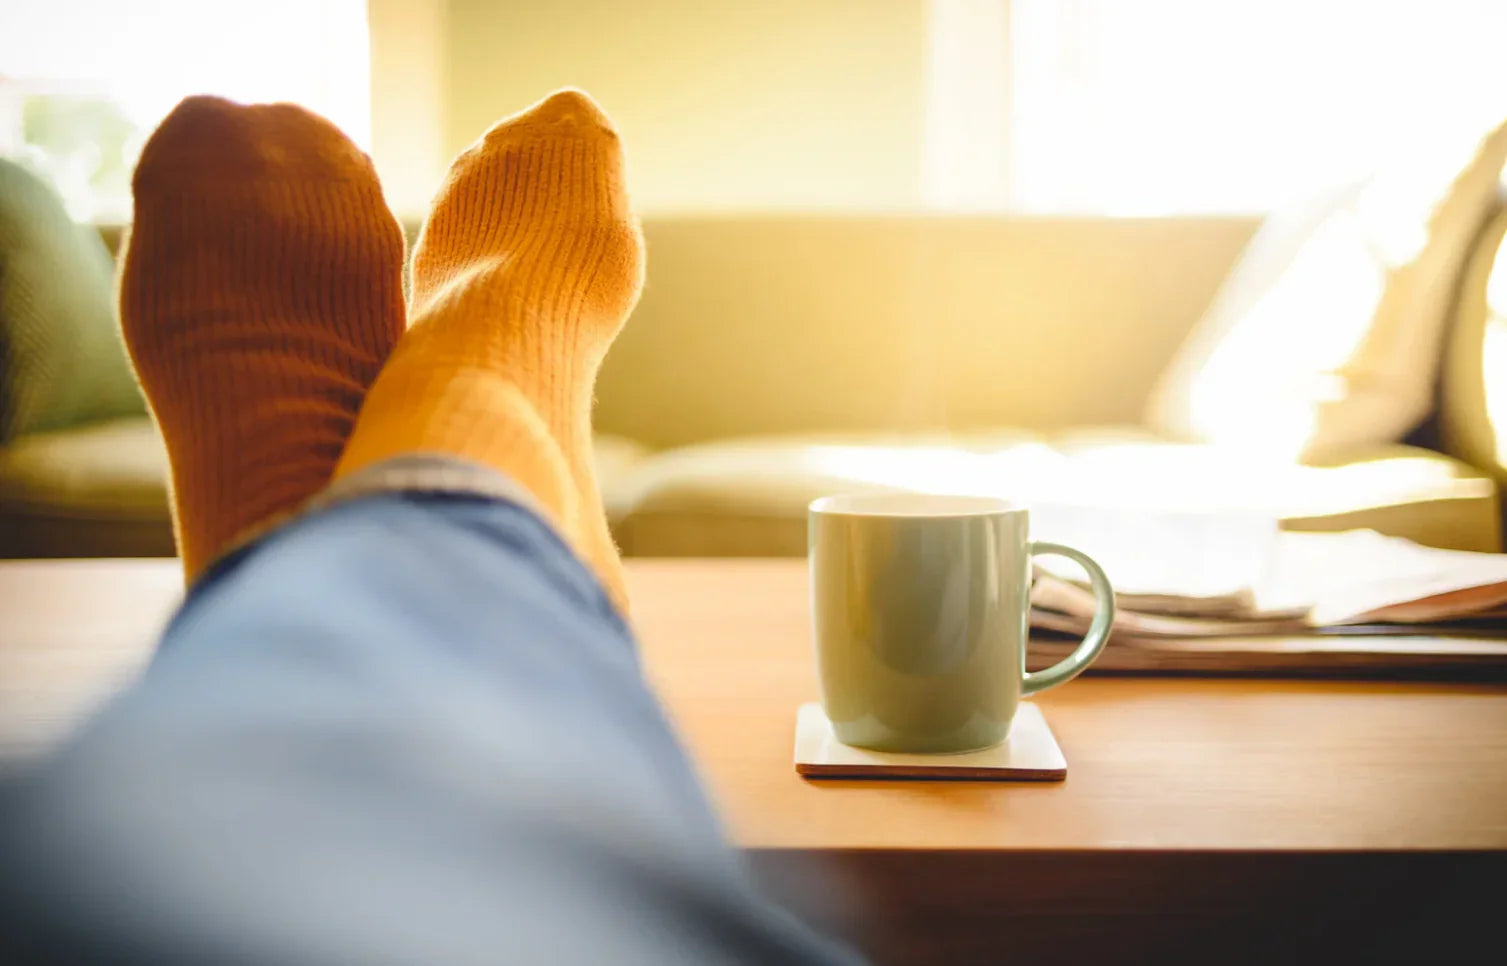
809 494 1115 753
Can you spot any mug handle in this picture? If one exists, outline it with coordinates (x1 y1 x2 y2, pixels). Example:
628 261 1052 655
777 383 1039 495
1022 541 1116 697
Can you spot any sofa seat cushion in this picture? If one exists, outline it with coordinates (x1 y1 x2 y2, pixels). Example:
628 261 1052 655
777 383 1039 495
610 429 1500 557
0 420 653 559
0 417 174 557
593 433 652 524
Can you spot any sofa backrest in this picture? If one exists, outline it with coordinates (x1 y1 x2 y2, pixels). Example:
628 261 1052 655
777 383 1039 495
595 215 1256 448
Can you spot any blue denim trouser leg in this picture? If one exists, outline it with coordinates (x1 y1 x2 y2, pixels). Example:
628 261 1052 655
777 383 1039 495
0 493 860 966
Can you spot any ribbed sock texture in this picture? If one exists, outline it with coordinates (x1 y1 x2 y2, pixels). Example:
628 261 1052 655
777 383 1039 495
335 89 644 606
121 96 407 580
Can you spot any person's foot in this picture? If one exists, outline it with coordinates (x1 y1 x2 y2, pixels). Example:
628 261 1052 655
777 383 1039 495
121 96 407 580
335 89 643 608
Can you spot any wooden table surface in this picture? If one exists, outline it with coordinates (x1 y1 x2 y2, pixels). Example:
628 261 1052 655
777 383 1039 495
3 557 1506 963
628 561 1507 852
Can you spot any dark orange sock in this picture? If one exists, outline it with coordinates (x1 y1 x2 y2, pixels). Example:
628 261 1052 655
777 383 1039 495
120 96 406 580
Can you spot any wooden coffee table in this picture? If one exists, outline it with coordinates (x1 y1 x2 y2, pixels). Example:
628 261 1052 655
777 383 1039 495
3 557 1505 964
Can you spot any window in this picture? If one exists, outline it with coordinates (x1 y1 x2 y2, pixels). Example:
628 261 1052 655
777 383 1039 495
0 0 370 221
925 0 1507 214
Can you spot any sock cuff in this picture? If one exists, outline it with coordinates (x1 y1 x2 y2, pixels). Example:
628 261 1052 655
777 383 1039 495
308 453 550 518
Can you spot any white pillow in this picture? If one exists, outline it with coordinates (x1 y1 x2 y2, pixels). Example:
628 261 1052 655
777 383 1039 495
1146 115 1507 462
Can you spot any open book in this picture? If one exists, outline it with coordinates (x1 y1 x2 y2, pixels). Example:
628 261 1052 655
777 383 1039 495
1031 510 1507 631
1026 508 1507 675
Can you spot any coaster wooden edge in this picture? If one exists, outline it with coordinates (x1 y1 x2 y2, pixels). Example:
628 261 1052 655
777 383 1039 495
793 702 1067 782
794 761 1065 781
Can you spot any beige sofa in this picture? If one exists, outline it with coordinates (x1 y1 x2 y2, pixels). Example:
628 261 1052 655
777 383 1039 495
3 209 1505 558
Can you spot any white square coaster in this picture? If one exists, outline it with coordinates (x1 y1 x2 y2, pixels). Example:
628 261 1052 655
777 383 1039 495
793 702 1066 781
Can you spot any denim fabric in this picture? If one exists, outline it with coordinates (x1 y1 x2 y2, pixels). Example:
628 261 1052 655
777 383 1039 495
0 493 859 966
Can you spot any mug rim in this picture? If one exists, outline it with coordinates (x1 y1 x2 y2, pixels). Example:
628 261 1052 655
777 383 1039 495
809 493 1019 518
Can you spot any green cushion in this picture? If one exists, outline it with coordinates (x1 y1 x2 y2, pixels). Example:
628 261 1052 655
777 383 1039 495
0 159 144 440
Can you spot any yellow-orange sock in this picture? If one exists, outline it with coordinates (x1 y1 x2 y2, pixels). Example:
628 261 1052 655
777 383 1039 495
121 96 406 580
335 89 643 606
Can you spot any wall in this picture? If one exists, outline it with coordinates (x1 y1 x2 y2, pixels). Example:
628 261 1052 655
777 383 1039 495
440 0 930 212
367 0 447 214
